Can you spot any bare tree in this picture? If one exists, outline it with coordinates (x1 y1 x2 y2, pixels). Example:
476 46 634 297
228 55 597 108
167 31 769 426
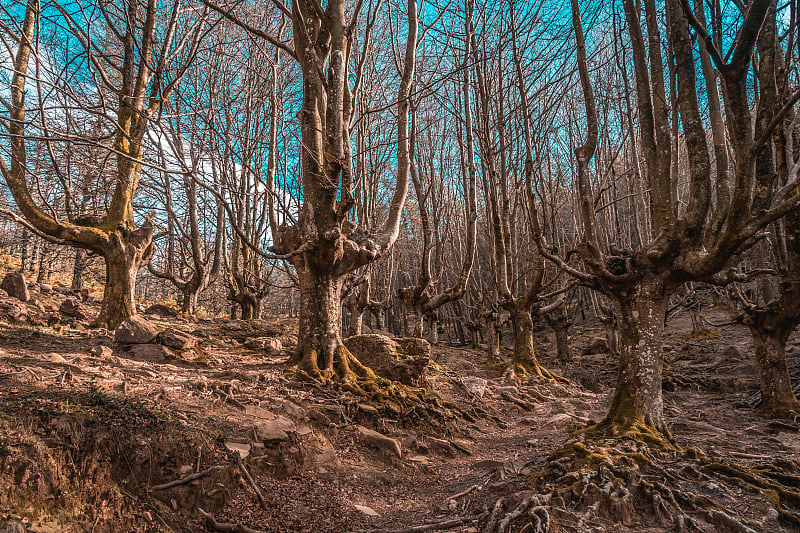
1 0 207 328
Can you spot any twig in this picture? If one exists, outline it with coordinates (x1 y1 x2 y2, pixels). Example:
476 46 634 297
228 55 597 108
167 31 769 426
445 484 479 502
234 453 269 511
148 465 224 492
198 508 265 533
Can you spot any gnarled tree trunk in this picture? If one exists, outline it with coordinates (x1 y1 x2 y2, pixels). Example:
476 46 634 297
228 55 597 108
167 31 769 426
749 324 799 415
602 277 671 438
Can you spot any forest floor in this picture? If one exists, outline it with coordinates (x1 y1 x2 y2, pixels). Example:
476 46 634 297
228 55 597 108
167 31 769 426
0 282 798 532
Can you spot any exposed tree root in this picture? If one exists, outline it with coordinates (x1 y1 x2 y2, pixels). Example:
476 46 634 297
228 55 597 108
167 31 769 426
480 433 799 532
509 360 569 385
292 345 464 426
575 416 677 451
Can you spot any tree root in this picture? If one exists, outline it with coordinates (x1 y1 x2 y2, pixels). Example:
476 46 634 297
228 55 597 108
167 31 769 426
481 433 798 532
509 360 569 385
292 345 464 426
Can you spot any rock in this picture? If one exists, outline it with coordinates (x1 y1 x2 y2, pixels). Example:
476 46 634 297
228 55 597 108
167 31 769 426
719 346 744 360
462 376 488 399
145 303 178 317
89 345 113 358
344 334 430 386
582 336 609 355
38 283 52 293
245 337 283 355
396 337 431 357
358 403 379 414
256 415 296 442
224 441 251 459
354 504 380 517
356 425 402 457
157 328 197 350
115 316 161 344
409 455 431 465
59 298 87 319
1 272 28 302
41 352 67 363
126 343 172 362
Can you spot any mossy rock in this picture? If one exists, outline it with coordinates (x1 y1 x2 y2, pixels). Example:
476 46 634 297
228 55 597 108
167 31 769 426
344 334 430 386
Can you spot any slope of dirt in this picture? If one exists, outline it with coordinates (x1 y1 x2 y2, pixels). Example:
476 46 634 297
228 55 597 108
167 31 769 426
0 283 798 532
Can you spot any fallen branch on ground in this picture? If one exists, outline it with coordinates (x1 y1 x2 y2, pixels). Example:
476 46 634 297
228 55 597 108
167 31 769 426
198 508 265 533
148 465 224 492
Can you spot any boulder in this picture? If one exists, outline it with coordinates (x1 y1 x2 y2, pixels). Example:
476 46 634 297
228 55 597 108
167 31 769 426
1 272 28 302
126 343 172 362
145 303 178 317
356 425 402 458
59 298 87 319
344 334 429 386
396 337 431 357
582 336 609 355
115 316 161 344
89 345 113 358
245 337 283 355
38 283 52 293
256 415 296 442
157 328 197 350
462 376 488 399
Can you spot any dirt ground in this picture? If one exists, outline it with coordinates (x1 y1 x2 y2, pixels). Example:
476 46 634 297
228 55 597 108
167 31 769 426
0 283 798 532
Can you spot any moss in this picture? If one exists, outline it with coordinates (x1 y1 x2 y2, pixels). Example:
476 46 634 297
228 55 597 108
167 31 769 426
510 360 569 384
294 344 460 425
685 328 723 341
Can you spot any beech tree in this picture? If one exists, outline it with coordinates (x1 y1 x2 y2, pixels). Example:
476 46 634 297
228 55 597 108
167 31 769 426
1 0 207 328
545 0 800 440
204 0 420 388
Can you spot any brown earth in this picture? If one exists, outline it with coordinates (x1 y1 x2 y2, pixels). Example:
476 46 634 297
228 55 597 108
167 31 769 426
0 282 798 532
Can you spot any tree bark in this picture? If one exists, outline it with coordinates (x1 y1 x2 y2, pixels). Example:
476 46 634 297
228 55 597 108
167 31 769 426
601 277 671 438
94 225 153 329
750 325 800 415
545 309 571 363
405 304 424 338
71 249 86 290
509 307 550 378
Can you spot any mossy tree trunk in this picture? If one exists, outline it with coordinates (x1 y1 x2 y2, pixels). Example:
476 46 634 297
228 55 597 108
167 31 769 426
750 324 800 416
601 276 671 437
94 224 154 330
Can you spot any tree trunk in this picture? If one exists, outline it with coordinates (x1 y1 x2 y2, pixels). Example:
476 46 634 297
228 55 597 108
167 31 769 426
510 307 548 377
750 325 800 416
428 316 439 344
602 278 670 439
372 308 385 330
406 305 424 338
239 294 261 320
182 289 198 315
95 250 137 330
71 248 86 290
346 302 363 337
485 314 501 363
545 311 571 363
554 324 570 363
93 225 153 330
296 270 373 381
